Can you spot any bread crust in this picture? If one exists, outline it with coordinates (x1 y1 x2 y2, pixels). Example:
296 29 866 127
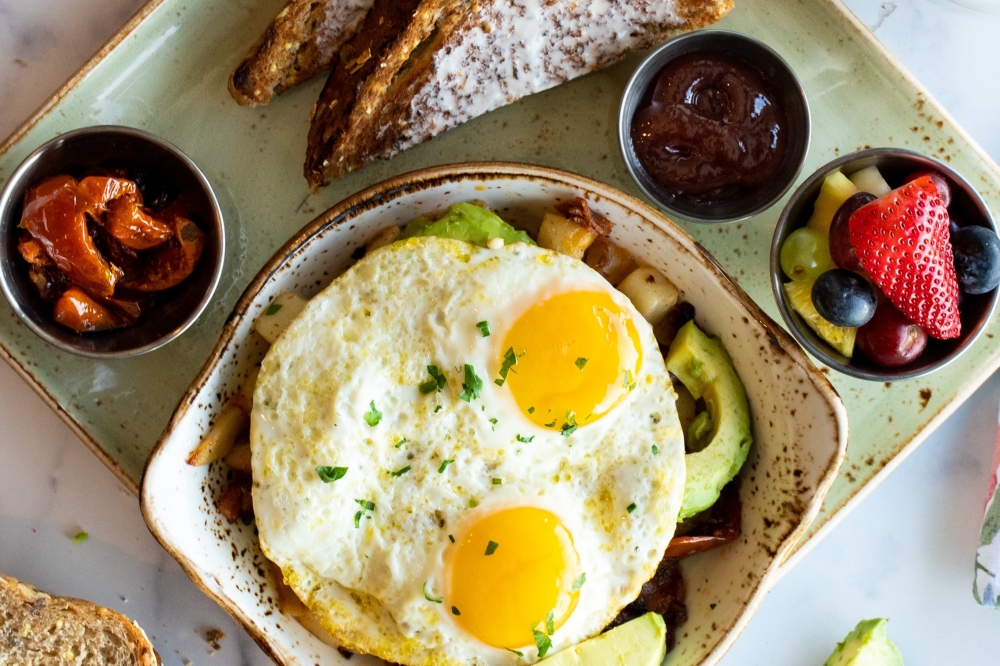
0 574 160 666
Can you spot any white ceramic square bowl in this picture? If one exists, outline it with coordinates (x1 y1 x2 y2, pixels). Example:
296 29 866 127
141 163 847 666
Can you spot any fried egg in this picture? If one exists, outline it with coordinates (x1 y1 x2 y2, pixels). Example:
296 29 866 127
251 236 685 665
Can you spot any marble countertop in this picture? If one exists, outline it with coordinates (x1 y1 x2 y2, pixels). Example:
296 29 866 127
2 0 1000 664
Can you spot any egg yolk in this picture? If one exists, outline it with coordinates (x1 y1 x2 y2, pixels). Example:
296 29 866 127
499 289 642 428
446 507 579 649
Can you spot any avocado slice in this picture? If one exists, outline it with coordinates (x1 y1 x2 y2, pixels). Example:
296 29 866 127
538 612 666 665
666 321 753 520
824 619 905 666
401 202 535 248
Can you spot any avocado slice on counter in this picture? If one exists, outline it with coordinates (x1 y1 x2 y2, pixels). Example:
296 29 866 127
401 202 535 248
824 618 905 666
666 320 753 520
538 612 666 665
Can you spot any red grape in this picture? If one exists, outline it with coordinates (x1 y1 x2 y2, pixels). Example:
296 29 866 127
902 170 951 207
829 192 875 271
856 304 928 367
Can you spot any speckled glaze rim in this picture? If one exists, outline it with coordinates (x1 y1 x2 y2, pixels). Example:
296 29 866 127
617 30 811 224
141 162 848 666
770 147 999 381
0 125 225 358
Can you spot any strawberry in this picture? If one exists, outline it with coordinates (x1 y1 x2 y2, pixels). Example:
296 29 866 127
848 175 960 340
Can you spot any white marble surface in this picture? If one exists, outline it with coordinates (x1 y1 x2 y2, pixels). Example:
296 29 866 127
2 0 1000 664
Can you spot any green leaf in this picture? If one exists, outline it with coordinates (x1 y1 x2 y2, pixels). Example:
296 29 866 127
316 466 348 483
545 609 555 635
72 531 89 544
627 502 637 514
265 303 283 316
422 581 443 604
532 627 552 658
571 573 586 591
575 357 588 369
516 434 534 443
354 511 363 528
364 400 382 426
485 540 499 555
420 365 448 394
469 498 479 508
651 444 659 455
434 405 443 413
506 648 524 657
476 321 491 337
459 364 483 402
448 534 455 543
527 406 535 414
452 606 462 616
560 413 578 437
496 347 518 386
438 459 454 473
492 477 502 485
356 499 376 511
387 466 411 477
395 438 407 449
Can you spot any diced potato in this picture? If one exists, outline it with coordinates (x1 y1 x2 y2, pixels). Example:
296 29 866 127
806 171 859 235
230 365 261 413
537 212 597 260
618 267 679 326
223 439 252 473
186 403 249 466
584 237 637 286
255 292 308 344
365 226 402 254
848 165 892 197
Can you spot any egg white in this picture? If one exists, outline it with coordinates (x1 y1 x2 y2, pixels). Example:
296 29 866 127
251 237 685 665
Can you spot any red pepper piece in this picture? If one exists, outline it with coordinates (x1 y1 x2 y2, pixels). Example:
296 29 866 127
120 213 205 292
53 286 130 333
20 176 122 298
104 197 174 250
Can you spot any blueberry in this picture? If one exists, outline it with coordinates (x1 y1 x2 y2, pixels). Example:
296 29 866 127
952 226 1000 294
812 269 877 328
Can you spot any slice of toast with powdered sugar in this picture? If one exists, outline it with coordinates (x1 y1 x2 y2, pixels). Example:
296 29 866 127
304 0 733 188
229 0 374 106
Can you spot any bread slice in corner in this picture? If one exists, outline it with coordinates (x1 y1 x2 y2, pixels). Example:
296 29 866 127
0 574 160 666
229 0 375 106
304 0 734 189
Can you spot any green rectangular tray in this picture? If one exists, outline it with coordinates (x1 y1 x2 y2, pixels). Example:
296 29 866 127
2 0 999 554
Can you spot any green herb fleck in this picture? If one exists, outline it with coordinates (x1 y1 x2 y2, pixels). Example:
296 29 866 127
265 303 283 316
354 511 363 528
448 534 455 543
489 417 498 425
469 498 479 508
623 370 636 391
571 573 587 592
72 531 88 544
363 400 382 426
627 502 637 514
495 347 518 386
387 466 411 477
506 648 524 657
532 627 552 658
545 609 555 635
438 459 454 473
452 606 461 616
423 581 443 604
545 419 557 428
651 444 659 455
516 434 534 443
356 499 375 511
459 364 483 402
492 477 502 485
476 321 491 337
316 466 348 483
395 438 407 449
485 540 499 556
575 357 588 370
527 406 535 414
420 365 447 394
710 603 717 610
560 413 578 437
435 405 443 413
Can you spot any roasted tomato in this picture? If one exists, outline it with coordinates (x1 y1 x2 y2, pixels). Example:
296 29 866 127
120 210 205 292
53 286 130 333
104 197 174 250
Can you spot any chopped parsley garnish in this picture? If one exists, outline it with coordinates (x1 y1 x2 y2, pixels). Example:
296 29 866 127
485 540 499 556
316 466 348 483
516 434 534 443
469 498 479 508
532 626 552 658
710 603 717 610
387 465 411 477
544 419 557 428
438 459 454 473
356 499 375 511
459 364 483 402
489 417 498 425
354 511 363 528
363 400 382 426
492 477 502 485
495 347 518 386
265 303 282 316
623 370 636 391
434 405 442 413
72 531 88 544
571 573 586 591
651 444 659 455
527 406 535 414
476 321 491 337
422 581 443 604
419 365 447 394
575 357 588 370
506 648 524 657
627 502 637 514
545 609 555 635
452 606 461 616
448 534 455 543
560 413 578 437
395 438 407 449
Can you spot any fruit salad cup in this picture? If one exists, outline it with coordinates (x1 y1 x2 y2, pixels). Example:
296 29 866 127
770 148 998 380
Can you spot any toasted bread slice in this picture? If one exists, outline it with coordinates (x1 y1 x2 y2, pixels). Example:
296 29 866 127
304 0 733 188
229 0 375 106
0 574 160 666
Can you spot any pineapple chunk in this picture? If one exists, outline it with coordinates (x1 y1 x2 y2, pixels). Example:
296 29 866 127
784 279 856 358
186 403 249 466
254 292 308 345
618 267 679 326
806 172 859 235
537 212 597 259
848 166 892 197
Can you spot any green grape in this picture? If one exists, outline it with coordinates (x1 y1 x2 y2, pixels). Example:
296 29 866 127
780 227 833 281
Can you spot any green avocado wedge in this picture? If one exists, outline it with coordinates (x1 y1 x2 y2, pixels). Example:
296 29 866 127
401 202 535 248
824 619 905 666
537 612 666 666
666 321 753 520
